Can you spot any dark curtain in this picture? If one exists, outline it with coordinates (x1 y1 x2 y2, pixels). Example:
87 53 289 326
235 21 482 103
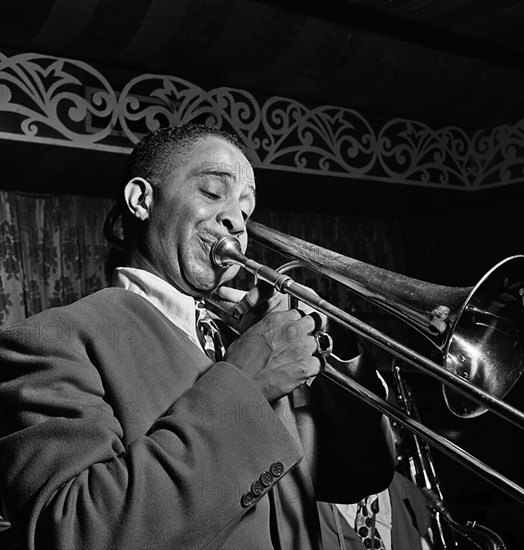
0 191 115 324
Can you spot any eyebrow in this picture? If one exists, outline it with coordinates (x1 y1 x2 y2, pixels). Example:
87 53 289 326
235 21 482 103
199 168 235 180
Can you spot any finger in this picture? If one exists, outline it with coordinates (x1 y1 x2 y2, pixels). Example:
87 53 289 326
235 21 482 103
274 308 306 323
251 292 289 317
269 308 324 328
216 286 247 303
275 312 316 342
305 355 323 378
295 313 316 335
302 333 318 355
309 312 324 332
236 282 277 316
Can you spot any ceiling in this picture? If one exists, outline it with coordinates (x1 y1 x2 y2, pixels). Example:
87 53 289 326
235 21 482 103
2 0 524 132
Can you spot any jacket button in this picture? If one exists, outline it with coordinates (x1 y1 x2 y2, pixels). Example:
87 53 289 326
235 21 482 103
259 471 273 487
269 461 284 477
251 480 264 497
241 491 255 508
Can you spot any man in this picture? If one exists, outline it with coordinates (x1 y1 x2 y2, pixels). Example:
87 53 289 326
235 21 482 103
0 124 394 549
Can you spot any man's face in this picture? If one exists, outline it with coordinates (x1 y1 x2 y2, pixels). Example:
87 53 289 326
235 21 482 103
144 136 256 297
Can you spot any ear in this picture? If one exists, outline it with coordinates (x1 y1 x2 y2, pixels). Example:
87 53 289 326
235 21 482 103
123 177 154 221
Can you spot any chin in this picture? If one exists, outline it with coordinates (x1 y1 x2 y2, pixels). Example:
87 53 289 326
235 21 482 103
183 251 241 294
185 270 223 297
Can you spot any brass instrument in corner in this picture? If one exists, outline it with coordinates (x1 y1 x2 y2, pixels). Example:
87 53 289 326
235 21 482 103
392 359 507 550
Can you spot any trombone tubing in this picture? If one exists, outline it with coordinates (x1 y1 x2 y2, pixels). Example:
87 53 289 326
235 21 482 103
218 241 524 430
211 238 524 504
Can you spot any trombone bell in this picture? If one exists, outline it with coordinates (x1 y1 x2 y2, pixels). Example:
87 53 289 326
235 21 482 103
444 256 524 417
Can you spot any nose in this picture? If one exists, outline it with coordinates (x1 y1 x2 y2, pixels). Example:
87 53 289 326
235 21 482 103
218 201 246 236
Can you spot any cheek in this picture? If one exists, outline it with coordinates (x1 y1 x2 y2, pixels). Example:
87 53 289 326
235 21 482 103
191 202 214 222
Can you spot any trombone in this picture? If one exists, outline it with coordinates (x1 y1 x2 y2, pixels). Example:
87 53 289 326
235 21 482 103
210 220 524 505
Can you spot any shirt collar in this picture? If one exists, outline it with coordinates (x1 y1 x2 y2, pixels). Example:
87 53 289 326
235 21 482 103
111 267 202 349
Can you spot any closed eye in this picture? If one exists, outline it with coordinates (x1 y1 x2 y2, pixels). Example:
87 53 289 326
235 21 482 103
202 190 221 200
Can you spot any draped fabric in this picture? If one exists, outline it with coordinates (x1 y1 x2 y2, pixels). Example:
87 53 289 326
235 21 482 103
0 192 407 336
0 191 115 324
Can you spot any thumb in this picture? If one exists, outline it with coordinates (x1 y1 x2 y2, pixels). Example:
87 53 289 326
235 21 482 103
216 286 247 303
235 281 276 316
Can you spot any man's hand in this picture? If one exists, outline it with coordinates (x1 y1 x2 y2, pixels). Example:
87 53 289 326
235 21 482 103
223 309 322 402
216 282 288 333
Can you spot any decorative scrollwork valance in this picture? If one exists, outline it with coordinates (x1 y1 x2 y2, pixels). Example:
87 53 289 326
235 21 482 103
1 51 523 190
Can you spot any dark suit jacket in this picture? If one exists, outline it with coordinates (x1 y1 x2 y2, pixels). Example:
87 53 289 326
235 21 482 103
0 288 393 549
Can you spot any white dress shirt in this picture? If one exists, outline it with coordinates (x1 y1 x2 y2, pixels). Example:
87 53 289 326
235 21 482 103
112 267 207 355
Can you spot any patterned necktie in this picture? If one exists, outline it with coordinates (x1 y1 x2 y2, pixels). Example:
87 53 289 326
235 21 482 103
354 495 386 549
195 301 226 362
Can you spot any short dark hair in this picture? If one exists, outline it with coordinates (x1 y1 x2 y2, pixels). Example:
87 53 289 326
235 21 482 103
124 123 246 187
118 124 247 254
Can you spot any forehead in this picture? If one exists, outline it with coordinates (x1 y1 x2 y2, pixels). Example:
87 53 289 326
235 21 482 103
179 136 255 184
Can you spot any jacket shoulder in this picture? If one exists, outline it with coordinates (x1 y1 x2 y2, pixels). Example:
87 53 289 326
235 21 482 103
0 288 169 349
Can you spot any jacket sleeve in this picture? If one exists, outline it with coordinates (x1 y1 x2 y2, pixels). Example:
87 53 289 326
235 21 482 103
0 315 302 550
310 352 395 503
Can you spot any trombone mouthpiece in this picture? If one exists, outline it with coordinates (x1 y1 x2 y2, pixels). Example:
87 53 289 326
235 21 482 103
211 235 242 267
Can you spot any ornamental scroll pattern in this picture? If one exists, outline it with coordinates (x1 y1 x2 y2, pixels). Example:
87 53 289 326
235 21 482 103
0 52 118 148
2 51 524 189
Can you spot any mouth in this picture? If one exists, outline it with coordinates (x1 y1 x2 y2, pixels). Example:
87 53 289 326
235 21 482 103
199 230 246 269
199 233 228 269
201 228 227 243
